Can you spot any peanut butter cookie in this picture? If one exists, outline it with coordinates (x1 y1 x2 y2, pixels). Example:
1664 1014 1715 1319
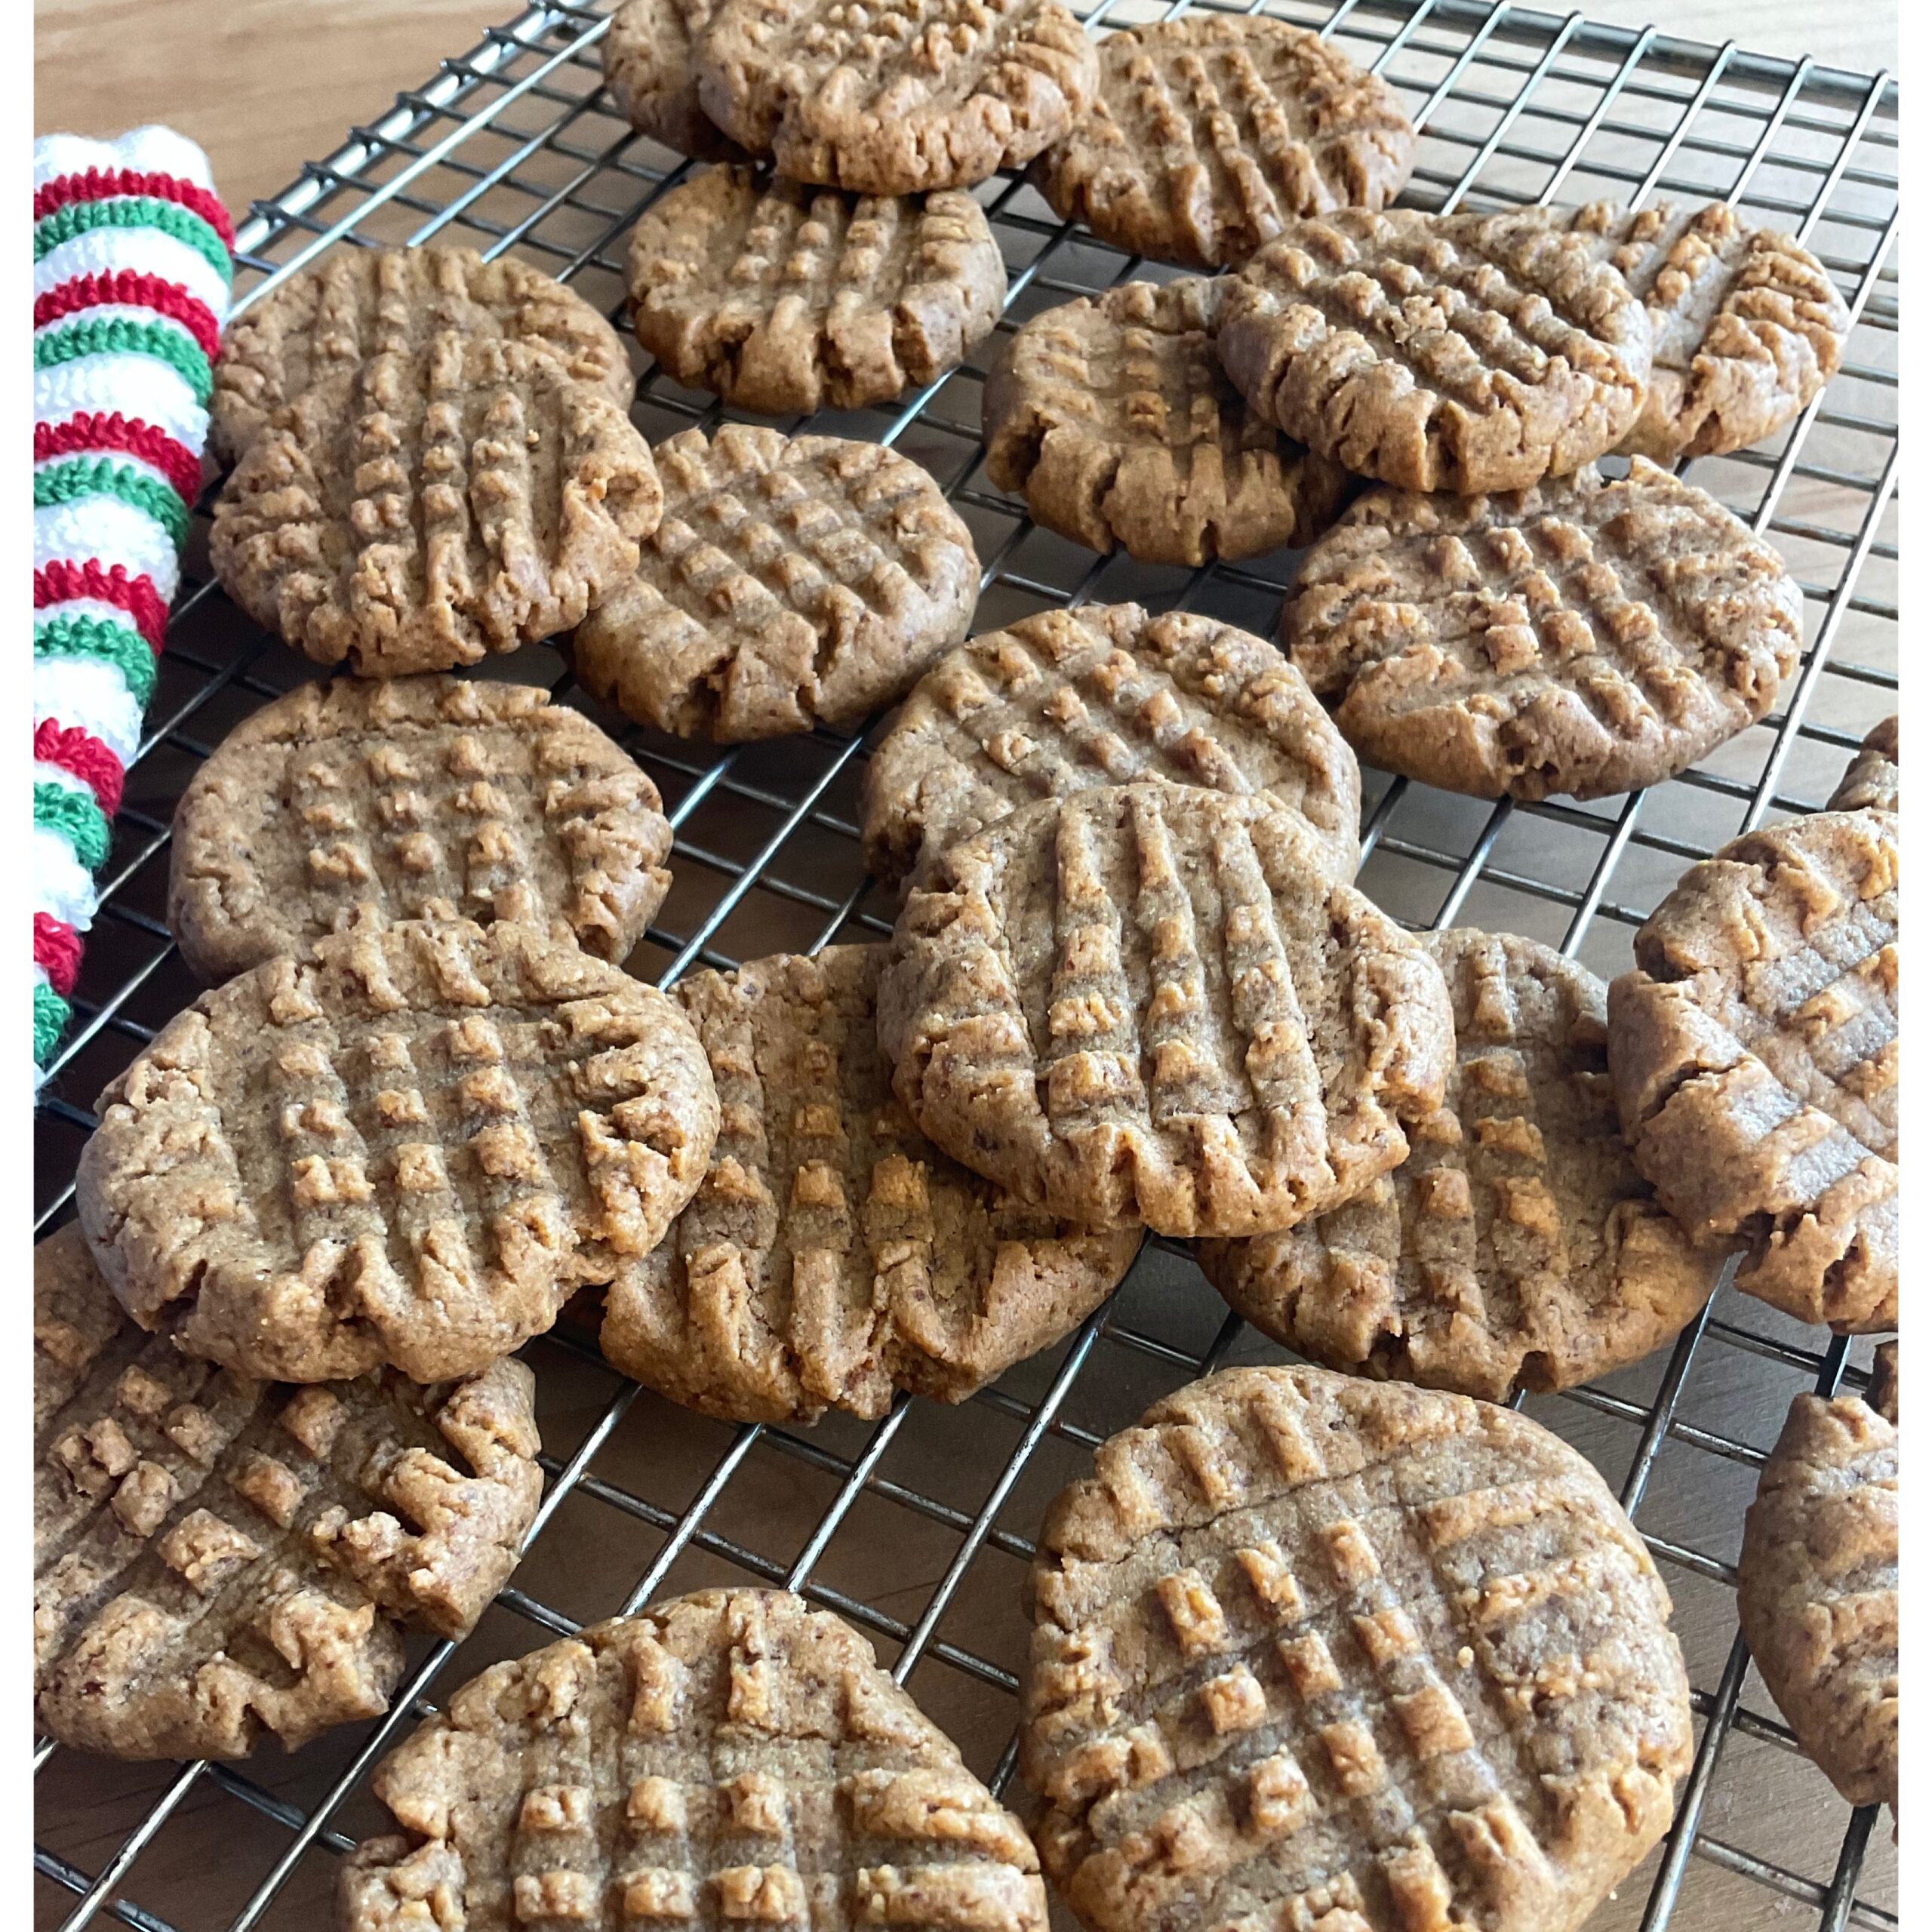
695 0 1097 194
983 278 1351 566
212 333 662 676
1608 809 1897 1333
574 424 977 740
1202 929 1725 1401
78 918 719 1384
35 1224 541 1760
1216 208 1653 494
1738 1385 1897 1811
1284 459 1804 801
1035 15 1415 270
628 166 1004 414
211 245 634 463
878 783 1454 1236
169 676 673 981
601 946 1142 1421
860 603 1360 892
340 1589 1051 1932
1023 1366 1694 1932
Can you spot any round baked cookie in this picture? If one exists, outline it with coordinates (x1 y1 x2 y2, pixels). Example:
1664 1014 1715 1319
1737 1386 1897 1811
1216 207 1654 494
860 603 1361 892
210 245 635 463
983 278 1352 567
628 165 1005 414
694 0 1097 195
169 676 674 983
601 946 1142 1422
1608 808 1897 1333
1022 1366 1694 1932
211 332 663 676
603 0 742 159
1284 458 1804 801
77 918 720 1385
1034 15 1417 271
1549 199 1851 462
1829 714 1898 814
1201 928 1724 1402
35 1224 541 1761
340 1588 1051 1932
878 783 1455 1237
573 424 977 740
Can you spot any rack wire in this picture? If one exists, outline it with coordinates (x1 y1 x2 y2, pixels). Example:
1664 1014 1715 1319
32 2 1897 1927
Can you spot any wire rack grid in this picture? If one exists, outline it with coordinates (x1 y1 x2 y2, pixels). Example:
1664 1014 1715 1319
32 2 1897 1927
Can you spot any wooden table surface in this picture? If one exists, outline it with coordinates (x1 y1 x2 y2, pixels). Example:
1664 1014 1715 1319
36 0 1896 217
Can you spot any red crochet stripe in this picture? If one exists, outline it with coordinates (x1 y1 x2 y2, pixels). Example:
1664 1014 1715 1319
34 718 126 817
35 272 221 362
34 411 203 506
34 560 168 653
33 912 83 999
34 168 235 250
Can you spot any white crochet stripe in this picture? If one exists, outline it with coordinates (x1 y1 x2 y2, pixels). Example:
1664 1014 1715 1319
35 127 217 192
36 302 205 361
35 498 181 598
35 355 207 450
35 592 150 638
35 656 146 768
35 825 100 928
35 442 180 500
35 228 230 319
33 961 51 994
34 760 99 801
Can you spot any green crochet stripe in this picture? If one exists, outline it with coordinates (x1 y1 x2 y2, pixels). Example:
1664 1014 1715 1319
35 456 190 548
34 196 232 285
35 315 212 405
34 614 158 706
35 982 70 1069
35 780 112 873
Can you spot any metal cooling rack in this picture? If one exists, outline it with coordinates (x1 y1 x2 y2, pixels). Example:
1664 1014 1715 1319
32 2 1897 1927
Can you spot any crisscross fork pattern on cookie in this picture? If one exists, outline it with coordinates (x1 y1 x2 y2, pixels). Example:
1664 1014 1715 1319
1026 1373 1688 1932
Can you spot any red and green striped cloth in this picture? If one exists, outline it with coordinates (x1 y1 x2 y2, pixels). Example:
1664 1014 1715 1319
34 127 232 1078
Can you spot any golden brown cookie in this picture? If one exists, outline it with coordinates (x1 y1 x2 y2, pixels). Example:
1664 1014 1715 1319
860 603 1361 893
694 0 1098 194
1023 1366 1694 1932
1550 199 1851 462
211 333 662 676
601 946 1142 1422
35 1225 541 1760
210 245 635 464
573 424 977 740
78 918 719 1384
982 278 1351 566
878 783 1455 1237
168 676 674 982
1034 14 1416 269
1829 715 1898 814
1284 459 1804 801
340 1589 1051 1932
1216 208 1654 494
628 166 1005 414
1738 1386 1897 1811
603 0 742 159
1202 929 1725 1401
1608 809 1897 1333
